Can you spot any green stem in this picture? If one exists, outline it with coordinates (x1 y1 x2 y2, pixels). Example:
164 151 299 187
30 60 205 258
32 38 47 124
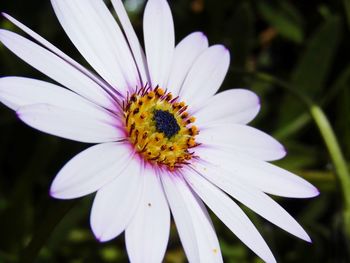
20 200 78 263
309 105 350 235
238 69 350 236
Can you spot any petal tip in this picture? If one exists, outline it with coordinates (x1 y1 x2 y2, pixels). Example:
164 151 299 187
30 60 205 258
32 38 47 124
49 182 61 198
49 188 64 199
256 95 261 106
194 31 209 47
94 232 113 243
297 228 313 243
263 253 277 263
305 235 313 243
280 146 287 158
91 227 104 242
49 182 72 200
303 186 320 199
312 187 320 197
214 44 230 54
222 46 230 54
91 221 114 243
198 31 207 39
95 235 104 243
305 184 320 198
49 188 56 198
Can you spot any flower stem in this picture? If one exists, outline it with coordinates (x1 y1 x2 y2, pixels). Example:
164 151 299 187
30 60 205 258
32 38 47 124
309 105 350 235
235 69 350 236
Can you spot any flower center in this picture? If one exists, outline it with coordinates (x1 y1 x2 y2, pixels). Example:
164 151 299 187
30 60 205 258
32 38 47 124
123 86 199 170
153 109 180 138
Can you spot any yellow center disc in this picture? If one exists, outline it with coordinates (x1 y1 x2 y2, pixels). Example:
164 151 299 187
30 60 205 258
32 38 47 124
123 86 199 170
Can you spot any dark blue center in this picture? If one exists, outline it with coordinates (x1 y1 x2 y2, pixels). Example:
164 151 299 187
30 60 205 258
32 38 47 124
153 110 180 138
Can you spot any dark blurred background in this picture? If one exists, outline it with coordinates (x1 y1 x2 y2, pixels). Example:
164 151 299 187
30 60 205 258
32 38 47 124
0 0 350 262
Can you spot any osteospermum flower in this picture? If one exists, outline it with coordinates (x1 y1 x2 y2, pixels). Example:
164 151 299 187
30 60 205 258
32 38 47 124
0 0 319 262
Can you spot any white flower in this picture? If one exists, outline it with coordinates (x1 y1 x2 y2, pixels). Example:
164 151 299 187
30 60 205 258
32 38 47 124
0 0 319 262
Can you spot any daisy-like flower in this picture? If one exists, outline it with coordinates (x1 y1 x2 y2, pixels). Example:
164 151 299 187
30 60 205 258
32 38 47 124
0 0 319 262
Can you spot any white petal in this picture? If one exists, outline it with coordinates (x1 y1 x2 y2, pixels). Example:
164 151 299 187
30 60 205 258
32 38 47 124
0 29 114 109
179 45 230 106
90 158 144 242
167 32 209 96
2 13 119 99
183 168 276 263
17 104 123 143
125 168 170 263
51 0 140 91
194 89 260 126
51 142 132 199
193 161 311 242
160 175 198 262
0 77 111 119
144 0 175 87
197 124 286 161
111 0 149 85
196 147 319 198
161 173 223 263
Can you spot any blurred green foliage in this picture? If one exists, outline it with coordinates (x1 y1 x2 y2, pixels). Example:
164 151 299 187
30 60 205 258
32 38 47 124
0 0 350 262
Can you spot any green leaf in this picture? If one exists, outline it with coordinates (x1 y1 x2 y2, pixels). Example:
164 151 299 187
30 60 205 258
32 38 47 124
257 0 304 43
291 15 342 98
277 15 342 126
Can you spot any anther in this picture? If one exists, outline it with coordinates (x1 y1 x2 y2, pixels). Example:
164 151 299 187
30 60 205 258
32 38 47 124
129 123 135 136
134 130 139 144
189 126 199 136
172 102 179 108
181 112 189 119
155 134 163 142
151 153 161 160
125 114 130 125
125 102 131 111
147 91 155 99
142 132 148 140
187 138 196 147
140 112 147 120
155 87 165 97
165 93 172 101
141 142 149 152
177 157 185 163
186 116 196 124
